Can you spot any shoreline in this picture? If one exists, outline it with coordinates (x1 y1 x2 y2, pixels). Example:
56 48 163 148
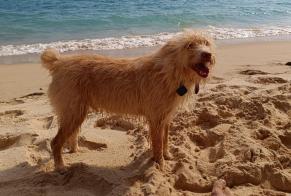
0 39 291 101
1 35 291 65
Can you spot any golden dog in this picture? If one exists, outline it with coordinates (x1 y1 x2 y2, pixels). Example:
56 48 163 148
41 31 216 171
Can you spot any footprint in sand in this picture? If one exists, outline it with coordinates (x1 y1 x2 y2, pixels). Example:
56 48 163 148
20 92 44 98
239 69 269 75
209 76 224 84
272 99 291 113
6 99 25 105
0 133 38 150
278 131 291 149
242 147 262 163
208 142 225 163
270 170 291 192
239 69 288 84
40 116 54 129
95 115 137 131
41 164 113 195
254 76 288 84
235 100 267 120
78 136 107 151
0 110 24 118
195 109 221 129
217 163 262 187
35 139 51 152
254 128 272 140
2 163 114 196
189 130 224 149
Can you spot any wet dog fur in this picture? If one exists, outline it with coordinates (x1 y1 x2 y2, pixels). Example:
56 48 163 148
41 30 216 171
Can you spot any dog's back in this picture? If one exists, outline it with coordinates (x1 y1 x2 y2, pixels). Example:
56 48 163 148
41 49 155 117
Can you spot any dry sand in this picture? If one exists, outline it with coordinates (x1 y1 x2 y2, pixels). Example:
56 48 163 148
0 41 290 196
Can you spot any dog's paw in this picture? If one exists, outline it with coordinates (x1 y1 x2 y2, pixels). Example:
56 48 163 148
157 159 165 171
55 165 68 174
163 151 173 160
152 156 165 171
54 162 67 174
68 147 79 153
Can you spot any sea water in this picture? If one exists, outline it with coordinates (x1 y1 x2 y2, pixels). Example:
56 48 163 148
0 0 291 56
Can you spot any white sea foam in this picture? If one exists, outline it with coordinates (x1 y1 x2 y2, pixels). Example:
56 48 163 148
1 26 291 56
207 26 291 39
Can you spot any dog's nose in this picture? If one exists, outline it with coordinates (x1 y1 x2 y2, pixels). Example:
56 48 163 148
201 52 211 61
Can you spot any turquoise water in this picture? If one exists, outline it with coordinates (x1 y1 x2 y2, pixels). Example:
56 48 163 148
0 0 291 56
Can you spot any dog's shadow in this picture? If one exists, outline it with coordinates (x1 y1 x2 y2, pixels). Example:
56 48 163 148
0 151 154 196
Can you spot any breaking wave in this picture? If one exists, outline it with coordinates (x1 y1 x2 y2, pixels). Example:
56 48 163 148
1 26 291 56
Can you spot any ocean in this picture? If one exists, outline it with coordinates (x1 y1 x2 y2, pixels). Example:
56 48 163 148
0 0 291 56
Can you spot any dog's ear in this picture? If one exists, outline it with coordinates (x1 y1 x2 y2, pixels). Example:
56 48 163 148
160 41 178 55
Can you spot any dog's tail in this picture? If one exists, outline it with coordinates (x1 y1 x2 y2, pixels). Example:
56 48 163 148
41 48 60 72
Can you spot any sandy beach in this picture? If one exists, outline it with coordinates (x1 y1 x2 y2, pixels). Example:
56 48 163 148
0 40 290 195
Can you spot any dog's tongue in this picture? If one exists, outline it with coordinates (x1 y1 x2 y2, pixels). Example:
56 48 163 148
192 63 209 78
195 83 199 94
197 64 209 77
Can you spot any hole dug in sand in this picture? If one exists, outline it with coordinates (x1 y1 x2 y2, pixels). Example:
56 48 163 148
189 130 224 149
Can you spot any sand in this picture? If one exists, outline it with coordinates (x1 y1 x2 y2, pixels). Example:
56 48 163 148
0 40 290 196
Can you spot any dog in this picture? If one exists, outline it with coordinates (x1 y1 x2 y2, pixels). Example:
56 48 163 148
41 30 216 171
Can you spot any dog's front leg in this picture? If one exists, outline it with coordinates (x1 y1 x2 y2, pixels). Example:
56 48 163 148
163 124 172 160
149 121 165 169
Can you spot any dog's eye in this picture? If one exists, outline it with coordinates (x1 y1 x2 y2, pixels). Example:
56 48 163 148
186 43 196 50
205 41 210 46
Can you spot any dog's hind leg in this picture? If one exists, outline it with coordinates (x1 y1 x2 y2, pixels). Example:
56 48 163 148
149 120 165 169
51 104 88 171
66 128 80 153
163 124 172 160
51 126 68 171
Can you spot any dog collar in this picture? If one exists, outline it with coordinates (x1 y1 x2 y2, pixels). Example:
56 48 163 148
176 85 188 96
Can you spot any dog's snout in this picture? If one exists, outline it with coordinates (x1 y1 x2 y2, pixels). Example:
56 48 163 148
201 52 211 61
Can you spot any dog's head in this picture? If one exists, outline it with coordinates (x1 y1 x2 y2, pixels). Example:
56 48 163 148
159 30 216 81
183 33 215 79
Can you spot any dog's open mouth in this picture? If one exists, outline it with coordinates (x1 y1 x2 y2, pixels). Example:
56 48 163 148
192 63 209 78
